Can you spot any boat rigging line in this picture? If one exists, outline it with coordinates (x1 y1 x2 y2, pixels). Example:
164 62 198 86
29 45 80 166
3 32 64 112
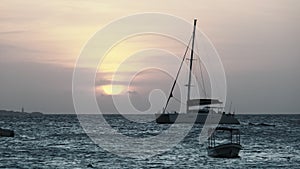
162 35 193 114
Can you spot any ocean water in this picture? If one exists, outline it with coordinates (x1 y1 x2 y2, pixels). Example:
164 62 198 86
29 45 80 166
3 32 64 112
0 114 299 168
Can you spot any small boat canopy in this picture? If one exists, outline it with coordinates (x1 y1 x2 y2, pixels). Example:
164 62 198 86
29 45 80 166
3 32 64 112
214 127 240 135
208 127 241 148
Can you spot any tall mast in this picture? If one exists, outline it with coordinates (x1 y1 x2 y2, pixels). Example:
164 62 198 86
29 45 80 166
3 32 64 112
187 19 197 113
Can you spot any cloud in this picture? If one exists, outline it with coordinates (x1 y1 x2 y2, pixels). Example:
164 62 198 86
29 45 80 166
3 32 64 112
1 0 299 113
128 90 139 95
0 60 75 113
0 30 27 35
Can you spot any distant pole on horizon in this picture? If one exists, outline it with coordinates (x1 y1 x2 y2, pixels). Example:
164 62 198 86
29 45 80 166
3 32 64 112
21 107 24 113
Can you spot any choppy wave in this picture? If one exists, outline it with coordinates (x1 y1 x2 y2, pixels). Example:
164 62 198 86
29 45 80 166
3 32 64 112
0 114 299 168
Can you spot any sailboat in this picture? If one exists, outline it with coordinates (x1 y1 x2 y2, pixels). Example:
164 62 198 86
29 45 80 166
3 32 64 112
155 19 240 124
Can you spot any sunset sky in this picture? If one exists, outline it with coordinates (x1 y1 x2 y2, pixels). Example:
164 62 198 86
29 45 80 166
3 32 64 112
1 0 299 113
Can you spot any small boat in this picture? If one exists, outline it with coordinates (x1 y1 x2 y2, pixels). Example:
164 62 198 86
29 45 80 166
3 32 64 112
207 127 242 158
0 128 14 137
248 122 275 127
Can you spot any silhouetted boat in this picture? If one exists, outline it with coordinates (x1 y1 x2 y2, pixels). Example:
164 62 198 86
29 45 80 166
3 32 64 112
0 128 14 137
155 19 240 124
207 127 242 158
248 122 275 127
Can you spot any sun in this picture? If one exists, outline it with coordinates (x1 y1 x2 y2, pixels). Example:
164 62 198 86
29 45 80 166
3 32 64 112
101 85 125 95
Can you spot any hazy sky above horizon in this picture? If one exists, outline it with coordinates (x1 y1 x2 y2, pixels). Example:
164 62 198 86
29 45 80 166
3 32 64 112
1 0 299 114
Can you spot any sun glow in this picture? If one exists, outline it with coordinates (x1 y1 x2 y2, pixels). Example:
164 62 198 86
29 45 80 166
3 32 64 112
101 85 125 95
96 35 184 96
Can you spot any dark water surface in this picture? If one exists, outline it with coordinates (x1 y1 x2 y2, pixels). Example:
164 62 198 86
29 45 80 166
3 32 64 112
0 114 299 168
